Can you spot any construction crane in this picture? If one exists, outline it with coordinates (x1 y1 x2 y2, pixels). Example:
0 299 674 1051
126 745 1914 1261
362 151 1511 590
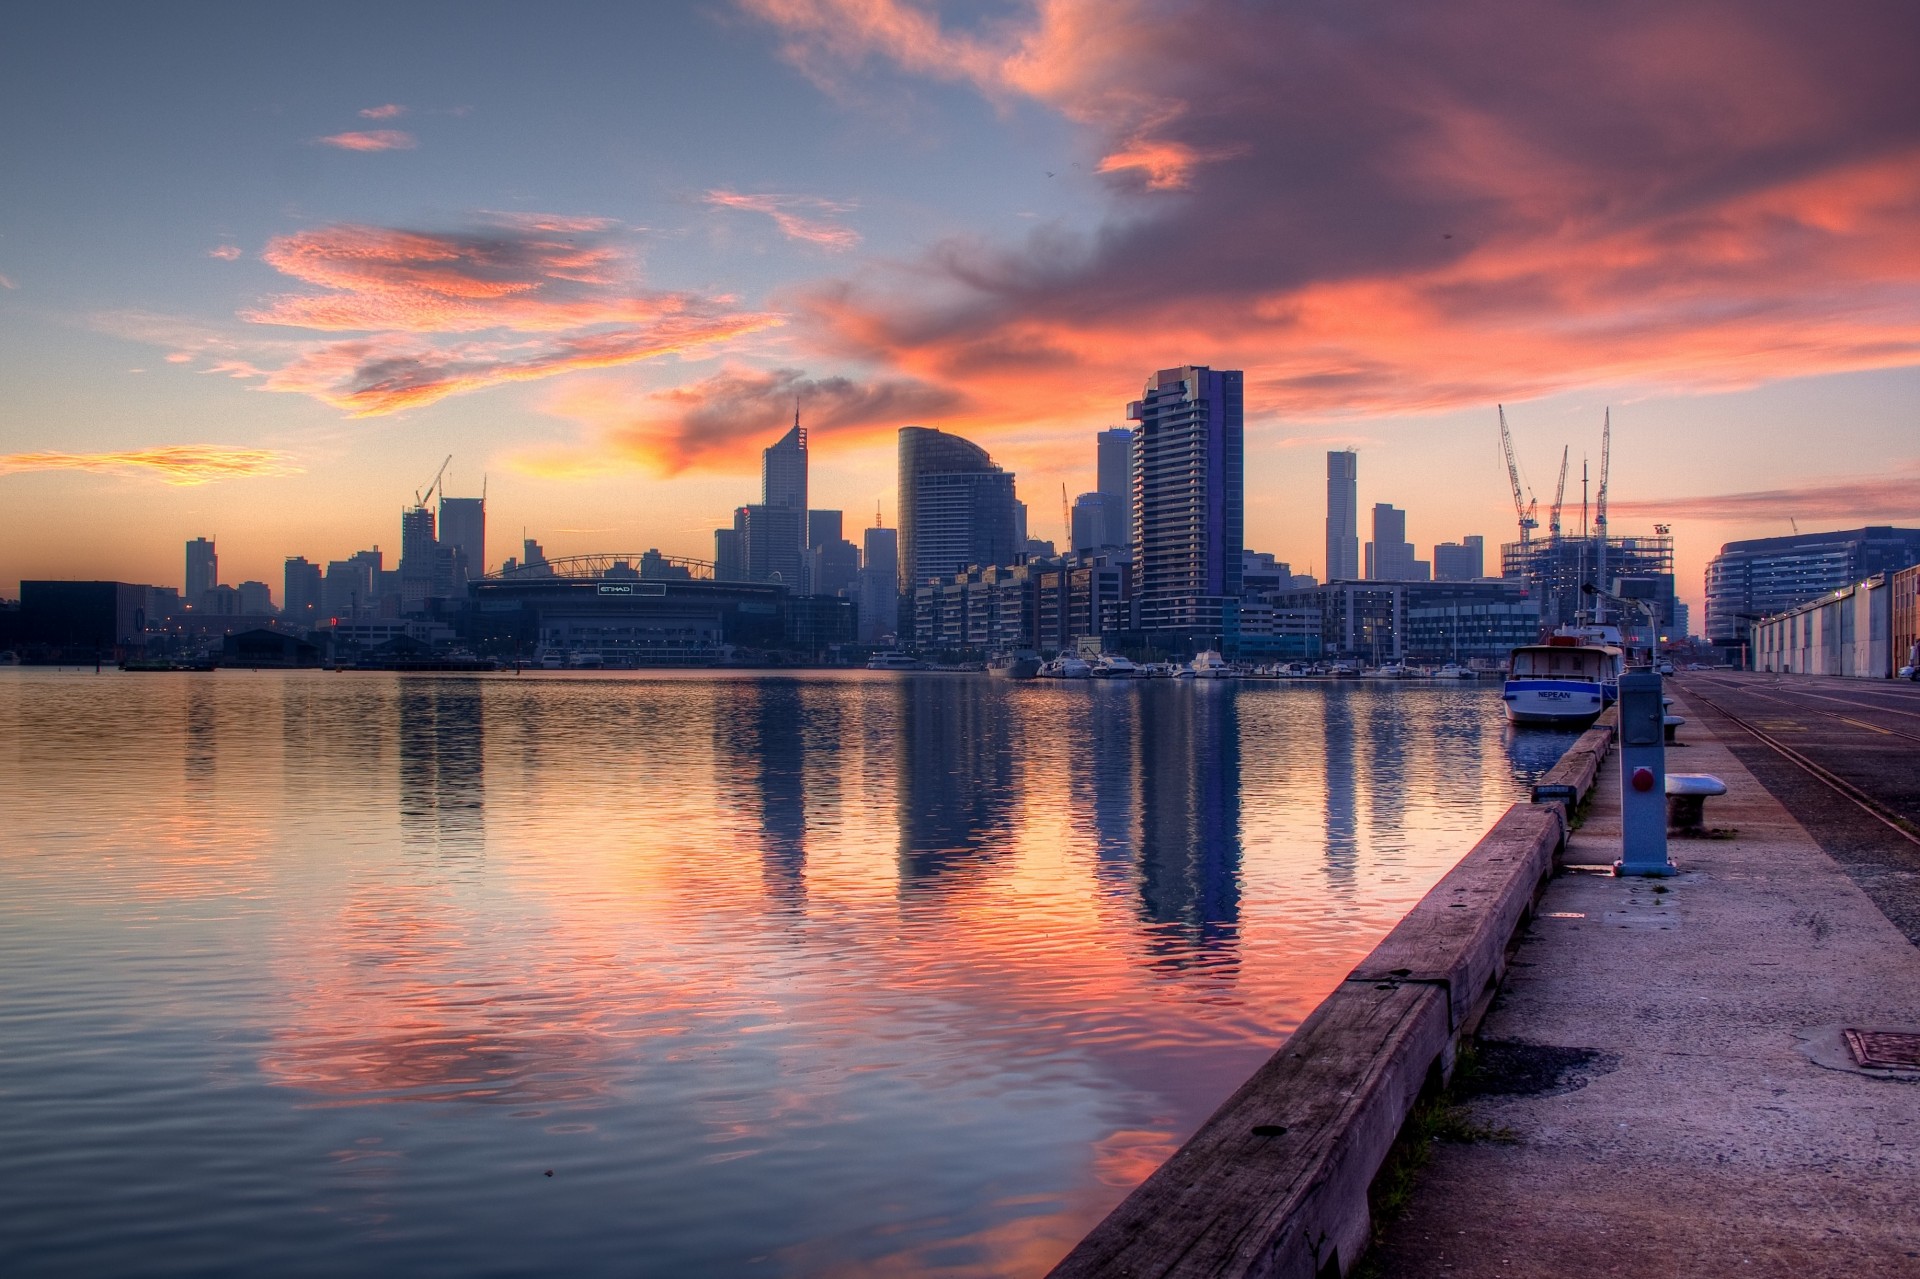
1497 405 1538 548
1595 409 1611 619
1548 445 1570 537
414 454 452 509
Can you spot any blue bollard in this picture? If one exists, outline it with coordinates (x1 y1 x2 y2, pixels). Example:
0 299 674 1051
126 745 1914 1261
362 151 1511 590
1615 671 1676 876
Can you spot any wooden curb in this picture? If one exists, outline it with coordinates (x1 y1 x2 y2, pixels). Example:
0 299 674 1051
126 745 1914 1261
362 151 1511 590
1529 707 1617 811
1048 803 1566 1279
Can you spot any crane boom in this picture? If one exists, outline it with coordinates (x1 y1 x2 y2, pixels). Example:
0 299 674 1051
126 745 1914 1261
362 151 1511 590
1497 405 1538 546
415 454 453 508
1548 446 1569 536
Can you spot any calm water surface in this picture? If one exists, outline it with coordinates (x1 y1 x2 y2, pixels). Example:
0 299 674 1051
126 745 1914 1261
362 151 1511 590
0 669 1575 1277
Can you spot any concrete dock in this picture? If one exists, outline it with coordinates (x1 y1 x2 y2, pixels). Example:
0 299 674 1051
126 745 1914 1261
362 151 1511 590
1369 681 1920 1277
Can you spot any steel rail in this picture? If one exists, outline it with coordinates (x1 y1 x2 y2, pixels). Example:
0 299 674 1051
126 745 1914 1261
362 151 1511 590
1681 683 1920 846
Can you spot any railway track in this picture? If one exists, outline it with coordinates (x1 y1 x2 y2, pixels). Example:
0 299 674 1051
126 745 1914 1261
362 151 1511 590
1678 679 1920 846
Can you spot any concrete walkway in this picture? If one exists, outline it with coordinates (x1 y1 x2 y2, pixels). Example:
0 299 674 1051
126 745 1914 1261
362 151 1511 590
1369 690 1920 1277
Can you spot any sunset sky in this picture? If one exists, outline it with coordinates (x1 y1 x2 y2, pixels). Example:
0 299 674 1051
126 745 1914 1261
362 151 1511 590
3 1 1917 620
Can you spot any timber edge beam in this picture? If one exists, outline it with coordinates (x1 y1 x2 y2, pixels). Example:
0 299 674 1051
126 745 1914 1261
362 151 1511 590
1047 803 1566 1279
1529 707 1618 813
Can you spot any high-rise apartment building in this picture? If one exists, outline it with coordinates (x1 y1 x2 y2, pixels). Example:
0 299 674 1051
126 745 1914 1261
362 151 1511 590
1097 427 1135 549
1129 365 1244 645
439 494 487 585
897 427 1017 590
1365 504 1427 581
185 537 217 601
1704 526 1920 651
1072 491 1127 552
1433 535 1485 581
1325 452 1358 582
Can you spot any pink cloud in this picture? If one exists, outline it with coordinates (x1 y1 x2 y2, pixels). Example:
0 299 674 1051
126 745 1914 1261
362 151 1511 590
315 129 416 152
208 245 243 261
240 218 780 414
705 191 861 249
0 446 299 485
359 104 407 120
740 0 1920 440
534 364 963 473
1609 467 1920 522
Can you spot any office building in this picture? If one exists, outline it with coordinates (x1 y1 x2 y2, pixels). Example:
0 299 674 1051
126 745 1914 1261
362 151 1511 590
1273 578 1540 664
1097 427 1135 548
897 426 1017 591
1071 491 1127 552
807 509 841 551
323 550 381 620
185 537 217 601
858 526 899 646
736 504 808 588
1130 365 1243 648
1433 536 1485 582
284 557 322 625
237 580 274 615
439 494 486 585
714 526 745 582
809 536 861 599
1364 504 1426 581
762 416 808 512
1705 526 1920 654
1325 451 1358 582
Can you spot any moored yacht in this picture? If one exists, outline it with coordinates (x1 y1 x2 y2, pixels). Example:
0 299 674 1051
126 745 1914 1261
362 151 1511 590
1090 654 1142 679
987 650 1042 680
1501 635 1622 726
866 651 926 671
1187 650 1233 680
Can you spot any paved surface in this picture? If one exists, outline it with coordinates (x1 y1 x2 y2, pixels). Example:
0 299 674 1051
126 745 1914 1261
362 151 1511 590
1369 689 1920 1278
1673 672 1920 945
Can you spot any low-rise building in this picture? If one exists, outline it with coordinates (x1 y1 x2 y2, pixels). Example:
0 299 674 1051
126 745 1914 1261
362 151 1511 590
1751 574 1894 678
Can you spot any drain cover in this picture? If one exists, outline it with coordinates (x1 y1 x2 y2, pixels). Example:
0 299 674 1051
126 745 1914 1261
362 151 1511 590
1843 1029 1920 1071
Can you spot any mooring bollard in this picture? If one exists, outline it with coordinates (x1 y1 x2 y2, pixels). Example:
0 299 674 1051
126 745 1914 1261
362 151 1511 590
1615 670 1676 876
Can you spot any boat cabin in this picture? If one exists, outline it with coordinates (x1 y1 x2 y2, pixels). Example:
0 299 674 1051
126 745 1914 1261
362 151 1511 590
1509 642 1613 680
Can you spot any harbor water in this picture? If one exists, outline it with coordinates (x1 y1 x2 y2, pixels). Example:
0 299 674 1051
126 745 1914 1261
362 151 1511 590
0 669 1577 1277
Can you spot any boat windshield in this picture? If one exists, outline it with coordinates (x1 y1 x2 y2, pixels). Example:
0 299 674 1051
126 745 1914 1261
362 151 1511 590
1511 647 1607 678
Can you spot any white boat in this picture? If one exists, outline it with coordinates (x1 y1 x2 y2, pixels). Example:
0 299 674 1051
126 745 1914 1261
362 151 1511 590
1501 636 1622 726
1187 650 1233 680
866 651 926 671
1367 662 1411 679
1435 662 1477 680
1329 661 1361 679
1090 654 1142 679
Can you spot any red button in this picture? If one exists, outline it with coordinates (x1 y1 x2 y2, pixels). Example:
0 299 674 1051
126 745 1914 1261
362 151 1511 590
1631 766 1655 792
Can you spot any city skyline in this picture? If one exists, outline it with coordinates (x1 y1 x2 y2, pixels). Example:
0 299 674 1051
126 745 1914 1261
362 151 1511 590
5 3 1920 621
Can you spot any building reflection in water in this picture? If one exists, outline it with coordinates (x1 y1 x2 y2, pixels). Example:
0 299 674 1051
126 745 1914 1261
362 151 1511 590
1363 686 1408 842
895 677 1018 890
184 687 217 785
1322 685 1359 887
396 678 485 857
714 678 812 908
1131 683 1241 969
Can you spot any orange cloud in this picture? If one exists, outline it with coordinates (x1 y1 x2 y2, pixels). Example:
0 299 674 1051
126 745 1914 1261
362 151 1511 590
706 190 861 249
240 219 781 414
315 129 416 151
358 103 406 119
0 446 299 485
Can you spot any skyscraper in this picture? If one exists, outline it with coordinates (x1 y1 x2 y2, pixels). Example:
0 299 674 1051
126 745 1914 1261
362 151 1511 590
1325 452 1358 582
1433 535 1485 581
1365 503 1423 580
284 556 322 624
763 416 807 511
1129 365 1243 646
185 537 217 601
858 525 900 646
897 426 1017 589
399 505 438 612
439 494 487 585
1097 427 1134 549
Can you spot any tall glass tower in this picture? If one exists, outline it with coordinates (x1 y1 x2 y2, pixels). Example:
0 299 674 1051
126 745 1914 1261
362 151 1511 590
1325 450 1358 582
896 426 1015 590
1128 366 1243 648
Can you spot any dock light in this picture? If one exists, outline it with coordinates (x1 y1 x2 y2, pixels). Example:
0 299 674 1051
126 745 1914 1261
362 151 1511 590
1631 766 1655 792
